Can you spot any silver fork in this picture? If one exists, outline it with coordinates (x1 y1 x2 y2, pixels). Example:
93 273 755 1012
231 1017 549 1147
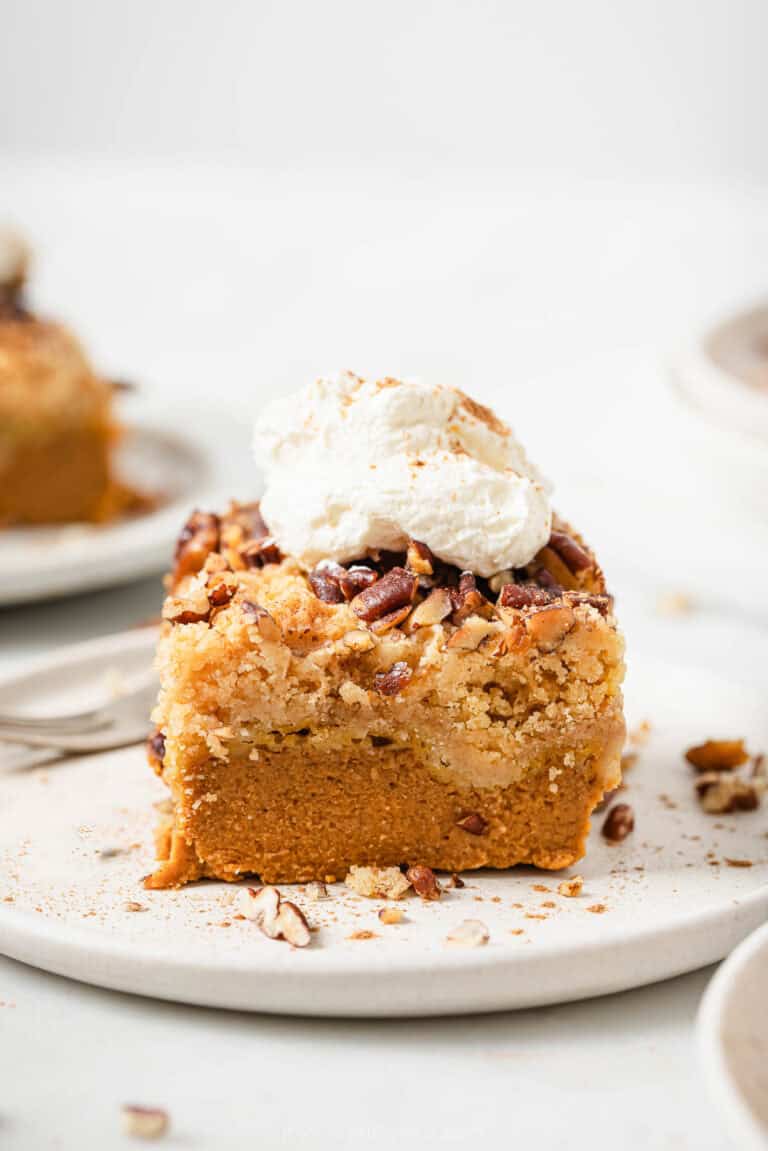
0 671 159 754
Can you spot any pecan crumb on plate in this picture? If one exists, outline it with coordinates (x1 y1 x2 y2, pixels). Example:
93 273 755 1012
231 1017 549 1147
121 1105 169 1140
406 864 442 901
601 803 635 843
685 739 750 771
445 919 490 947
236 886 312 946
378 906 405 925
305 881 330 901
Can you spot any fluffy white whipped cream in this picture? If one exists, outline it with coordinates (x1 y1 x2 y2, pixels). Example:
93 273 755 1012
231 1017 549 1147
253 372 552 577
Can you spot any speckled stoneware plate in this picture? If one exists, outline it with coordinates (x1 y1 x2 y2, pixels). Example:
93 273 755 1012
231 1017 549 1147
0 629 766 1017
0 405 255 606
698 921 768 1150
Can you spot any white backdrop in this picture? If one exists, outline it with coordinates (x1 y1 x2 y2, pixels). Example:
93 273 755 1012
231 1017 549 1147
1 0 766 180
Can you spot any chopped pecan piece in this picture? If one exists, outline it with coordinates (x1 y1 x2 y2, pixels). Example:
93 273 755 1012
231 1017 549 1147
565 591 612 616
548 530 594 573
221 500 269 545
241 536 282 567
308 565 345 603
146 729 165 772
305 881 330 901
339 565 378 600
489 623 526 657
236 886 311 946
685 739 750 772
557 875 584 898
369 604 412 634
276 901 312 946
455 812 487 835
406 539 435 575
121 1105 169 1139
202 551 231 576
352 566 418 622
488 569 515 594
241 600 281 641
451 571 492 623
206 570 237 607
378 906 405 925
601 803 635 843
162 586 211 625
695 774 761 814
342 629 376 652
525 604 575 651
373 661 412 696
446 615 498 651
406 865 441 901
172 510 220 585
532 566 563 592
411 587 453 627
498 583 555 609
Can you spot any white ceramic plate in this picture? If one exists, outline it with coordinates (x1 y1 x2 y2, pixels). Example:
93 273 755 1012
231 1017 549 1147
0 405 256 606
0 629 766 1017
672 301 768 447
698 922 768 1150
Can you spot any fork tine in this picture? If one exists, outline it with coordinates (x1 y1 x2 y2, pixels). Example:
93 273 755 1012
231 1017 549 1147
0 709 109 733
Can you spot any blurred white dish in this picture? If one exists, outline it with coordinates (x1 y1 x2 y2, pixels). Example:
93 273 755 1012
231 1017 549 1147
698 921 768 1151
0 628 766 1017
672 301 768 446
0 406 256 606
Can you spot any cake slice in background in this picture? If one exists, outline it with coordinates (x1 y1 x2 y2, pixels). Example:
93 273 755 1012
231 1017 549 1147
0 229 143 525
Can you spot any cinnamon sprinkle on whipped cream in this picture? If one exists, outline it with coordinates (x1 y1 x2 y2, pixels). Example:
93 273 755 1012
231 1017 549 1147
253 372 552 577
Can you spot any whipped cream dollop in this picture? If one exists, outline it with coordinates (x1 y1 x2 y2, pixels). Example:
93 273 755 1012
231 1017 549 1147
253 372 552 577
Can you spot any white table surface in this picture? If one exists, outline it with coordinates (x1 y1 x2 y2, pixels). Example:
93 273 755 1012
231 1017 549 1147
1 163 767 1149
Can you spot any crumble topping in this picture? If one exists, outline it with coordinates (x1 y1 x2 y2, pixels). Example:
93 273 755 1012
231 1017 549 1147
163 501 612 675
